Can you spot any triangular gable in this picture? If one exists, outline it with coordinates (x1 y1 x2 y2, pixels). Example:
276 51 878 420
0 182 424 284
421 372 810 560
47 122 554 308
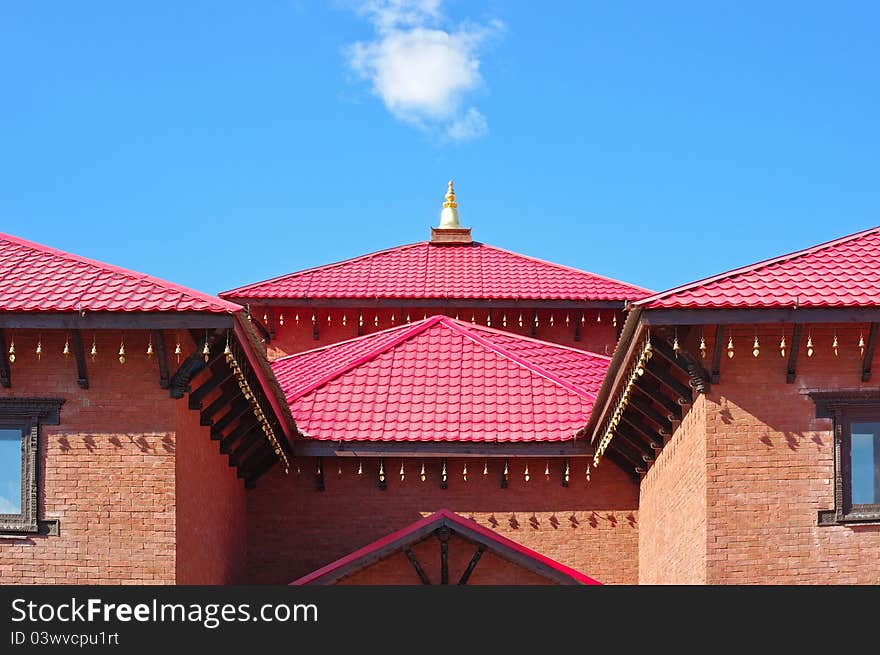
291 509 600 585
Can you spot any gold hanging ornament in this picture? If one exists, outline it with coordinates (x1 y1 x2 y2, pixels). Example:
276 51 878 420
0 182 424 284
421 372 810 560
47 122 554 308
312 312 317 325
565 314 570 327
597 312 602 323
549 314 555 327
118 337 126 364
672 333 681 356
470 314 475 324
524 463 530 482
752 336 760 358
378 459 385 485
586 463 591 482
779 335 786 358
420 461 426 482
337 463 342 478
832 334 839 356
806 334 814 358
399 461 405 482
482 460 488 476
563 459 570 485
36 336 42 361
518 313 523 327
326 313 332 326
295 313 300 325
859 333 866 356
374 315 379 327
174 340 182 364
441 459 447 485
405 314 410 324
279 314 284 326
202 336 210 363
502 314 507 327
90 335 97 361
580 313 586 326
8 335 16 363
699 335 707 359
727 336 734 359
224 332 232 356
462 462 468 482
357 461 363 475
342 314 347 326
147 334 154 358
612 314 617 328
544 460 550 480
63 334 71 357
486 313 491 327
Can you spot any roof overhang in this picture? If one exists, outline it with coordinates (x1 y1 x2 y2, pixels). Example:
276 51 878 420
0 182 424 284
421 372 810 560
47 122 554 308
293 439 593 458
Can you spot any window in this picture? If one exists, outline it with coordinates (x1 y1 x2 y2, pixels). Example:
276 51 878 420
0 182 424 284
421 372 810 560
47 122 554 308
0 399 63 534
811 391 880 525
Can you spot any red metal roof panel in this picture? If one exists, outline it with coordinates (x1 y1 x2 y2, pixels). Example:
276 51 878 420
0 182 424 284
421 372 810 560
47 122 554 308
222 241 649 302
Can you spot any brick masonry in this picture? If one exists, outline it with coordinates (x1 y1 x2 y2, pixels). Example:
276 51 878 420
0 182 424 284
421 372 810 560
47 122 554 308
246 455 639 585
0 330 246 584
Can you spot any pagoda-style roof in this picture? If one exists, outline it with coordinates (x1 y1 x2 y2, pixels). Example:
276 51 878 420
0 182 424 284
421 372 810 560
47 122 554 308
639 225 880 310
221 241 649 305
0 232 241 314
272 315 608 447
291 509 601 585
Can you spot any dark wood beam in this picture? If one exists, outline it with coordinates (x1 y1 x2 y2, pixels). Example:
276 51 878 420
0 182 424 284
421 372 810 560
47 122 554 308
653 336 711 394
645 362 693 404
241 449 278 487
614 421 655 461
642 307 880 326
169 330 225 399
71 329 89 390
628 395 673 432
291 440 594 458
620 415 662 450
230 430 265 468
405 548 431 585
862 323 879 382
458 545 485 585
200 384 240 426
220 416 259 455
603 446 642 480
223 298 625 310
152 330 170 389
0 330 9 388
0 312 233 330
607 436 645 470
210 400 251 440
247 315 270 343
633 380 683 421
710 325 724 384
787 323 803 384
438 526 450 585
189 368 235 410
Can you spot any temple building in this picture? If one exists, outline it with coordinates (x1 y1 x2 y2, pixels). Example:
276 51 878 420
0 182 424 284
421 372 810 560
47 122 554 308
0 182 878 584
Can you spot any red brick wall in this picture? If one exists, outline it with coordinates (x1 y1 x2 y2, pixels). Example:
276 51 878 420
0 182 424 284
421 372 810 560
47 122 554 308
174 395 247 584
257 307 620 360
247 456 639 585
0 330 247 585
335 533 556 585
638 395 707 584
703 323 880 584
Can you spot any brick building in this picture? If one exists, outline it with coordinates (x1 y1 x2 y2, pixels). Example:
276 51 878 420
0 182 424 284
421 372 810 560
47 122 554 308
1 183 878 584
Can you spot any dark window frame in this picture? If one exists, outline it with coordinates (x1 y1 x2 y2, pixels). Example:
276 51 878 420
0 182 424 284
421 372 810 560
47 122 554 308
810 390 880 525
0 398 63 534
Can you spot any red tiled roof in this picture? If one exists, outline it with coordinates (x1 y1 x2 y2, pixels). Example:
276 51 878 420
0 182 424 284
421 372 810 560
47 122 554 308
0 232 241 313
639 225 880 309
291 508 601 585
271 315 609 443
221 241 649 302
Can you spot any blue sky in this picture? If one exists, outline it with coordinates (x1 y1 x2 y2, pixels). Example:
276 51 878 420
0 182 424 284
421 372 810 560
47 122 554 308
2 1 878 295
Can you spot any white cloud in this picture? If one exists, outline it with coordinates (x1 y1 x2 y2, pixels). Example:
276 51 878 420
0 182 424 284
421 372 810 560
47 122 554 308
346 1 502 141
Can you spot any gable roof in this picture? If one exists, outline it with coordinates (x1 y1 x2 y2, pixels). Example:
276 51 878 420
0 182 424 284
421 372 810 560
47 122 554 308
638 225 880 309
271 315 609 443
291 509 601 585
221 241 649 303
0 232 241 313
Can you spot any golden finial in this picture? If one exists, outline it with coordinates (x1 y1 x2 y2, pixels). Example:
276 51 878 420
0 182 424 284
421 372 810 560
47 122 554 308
438 180 461 228
443 180 457 208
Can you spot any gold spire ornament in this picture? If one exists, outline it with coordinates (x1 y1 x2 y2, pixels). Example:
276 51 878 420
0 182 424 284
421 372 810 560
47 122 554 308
806 334 814 358
832 334 839 356
438 180 461 228
727 336 734 359
752 336 760 358
779 335 786 358
118 338 126 364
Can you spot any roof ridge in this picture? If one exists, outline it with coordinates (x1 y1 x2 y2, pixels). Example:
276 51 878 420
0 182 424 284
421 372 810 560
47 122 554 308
220 241 428 298
0 232 241 314
440 318 598 400
283 315 446 402
636 224 880 307
479 242 654 295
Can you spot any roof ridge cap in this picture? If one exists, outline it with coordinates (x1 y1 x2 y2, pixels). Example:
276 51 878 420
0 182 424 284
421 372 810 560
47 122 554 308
0 232 240 313
636 224 880 307
440 318 598 400
220 242 427 298
283 315 446 401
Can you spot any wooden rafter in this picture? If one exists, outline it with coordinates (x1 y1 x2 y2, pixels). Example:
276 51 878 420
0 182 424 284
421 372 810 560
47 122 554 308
645 361 693 404
458 545 485 585
189 367 235 410
405 548 431 585
200 383 240 426
210 400 250 439
628 395 672 433
652 335 710 394
152 330 170 389
787 324 803 384
710 325 725 384
71 329 89 390
862 323 878 382
633 379 683 421
438 527 450 585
